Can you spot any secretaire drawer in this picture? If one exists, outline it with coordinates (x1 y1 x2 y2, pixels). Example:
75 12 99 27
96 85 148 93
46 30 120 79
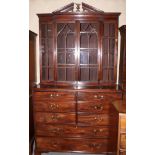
78 101 111 113
34 91 75 101
35 112 75 124
36 137 114 153
34 101 75 112
78 114 116 126
36 124 113 138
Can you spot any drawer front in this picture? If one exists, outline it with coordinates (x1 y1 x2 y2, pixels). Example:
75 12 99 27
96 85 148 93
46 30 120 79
34 92 75 101
120 134 126 149
78 101 111 113
36 137 114 153
78 114 116 126
35 112 75 124
34 101 75 112
36 124 113 138
120 150 126 155
78 92 122 101
120 115 126 131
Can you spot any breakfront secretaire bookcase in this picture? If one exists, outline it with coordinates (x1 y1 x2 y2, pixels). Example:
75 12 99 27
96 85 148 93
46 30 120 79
33 2 123 155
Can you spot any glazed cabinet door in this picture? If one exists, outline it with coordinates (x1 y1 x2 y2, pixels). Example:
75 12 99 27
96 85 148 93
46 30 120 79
101 22 117 83
40 22 54 81
79 22 99 82
56 22 76 82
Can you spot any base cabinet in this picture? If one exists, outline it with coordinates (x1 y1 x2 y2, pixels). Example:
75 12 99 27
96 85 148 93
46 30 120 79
33 88 122 154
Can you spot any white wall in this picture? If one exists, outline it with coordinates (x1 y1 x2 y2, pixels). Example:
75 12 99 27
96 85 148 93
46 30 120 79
29 0 126 83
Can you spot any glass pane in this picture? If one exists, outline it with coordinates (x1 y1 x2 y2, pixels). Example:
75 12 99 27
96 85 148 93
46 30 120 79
49 53 53 66
80 51 89 64
80 68 89 81
104 23 109 37
89 34 98 48
57 53 65 64
109 53 114 67
41 24 47 38
89 51 97 64
102 53 108 67
66 53 75 64
58 68 65 81
90 68 98 81
42 68 48 80
80 34 88 48
66 33 75 48
47 24 52 38
103 38 108 52
109 23 115 37
103 69 108 82
42 52 48 66
58 49 65 53
49 68 53 80
57 34 65 48
66 68 75 81
40 38 46 53
80 23 98 32
109 38 115 51
109 69 114 81
47 38 52 51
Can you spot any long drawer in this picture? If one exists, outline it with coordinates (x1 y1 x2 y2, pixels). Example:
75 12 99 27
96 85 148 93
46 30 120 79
36 124 113 138
36 137 114 153
78 114 116 126
35 112 75 124
34 91 75 101
34 101 75 112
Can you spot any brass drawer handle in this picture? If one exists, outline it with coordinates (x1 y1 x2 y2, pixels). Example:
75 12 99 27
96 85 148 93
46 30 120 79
50 94 54 98
94 95 98 98
50 103 59 110
94 116 104 122
94 95 104 99
56 93 59 97
100 95 104 99
51 114 59 121
51 128 63 135
50 93 60 98
89 143 102 149
93 105 103 110
93 129 104 134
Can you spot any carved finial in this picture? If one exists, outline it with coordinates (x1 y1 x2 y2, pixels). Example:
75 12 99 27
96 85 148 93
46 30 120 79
76 3 80 12
73 3 83 12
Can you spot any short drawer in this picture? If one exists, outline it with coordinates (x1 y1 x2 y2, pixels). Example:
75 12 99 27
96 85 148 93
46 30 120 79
34 91 75 101
78 92 122 101
36 124 113 138
34 101 75 112
120 115 126 131
78 101 111 113
78 114 116 126
35 112 75 124
120 134 126 149
36 137 114 153
120 150 126 155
